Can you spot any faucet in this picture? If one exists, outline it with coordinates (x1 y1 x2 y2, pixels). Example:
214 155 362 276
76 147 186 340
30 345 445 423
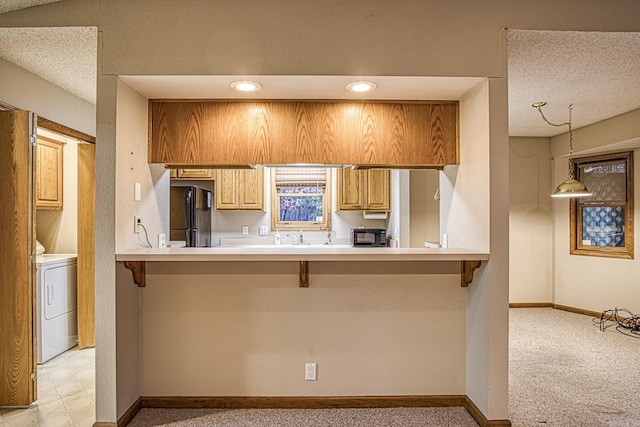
324 231 332 245
287 230 304 245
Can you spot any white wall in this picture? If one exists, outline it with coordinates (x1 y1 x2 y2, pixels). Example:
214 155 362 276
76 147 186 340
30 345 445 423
551 110 640 313
442 81 490 253
509 115 640 310
140 261 467 396
509 137 553 303
115 79 169 253
410 170 440 248
508 110 640 311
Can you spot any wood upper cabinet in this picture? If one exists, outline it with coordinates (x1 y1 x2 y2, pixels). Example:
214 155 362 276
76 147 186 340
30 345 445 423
170 168 213 180
36 137 63 210
338 168 390 211
215 167 264 210
149 100 459 167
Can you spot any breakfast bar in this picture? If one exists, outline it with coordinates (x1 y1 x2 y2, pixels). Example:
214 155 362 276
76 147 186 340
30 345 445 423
116 246 489 288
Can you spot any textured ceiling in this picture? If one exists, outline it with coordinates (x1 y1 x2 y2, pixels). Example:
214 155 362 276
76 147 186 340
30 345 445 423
508 30 640 137
0 26 97 104
0 2 638 137
0 0 60 14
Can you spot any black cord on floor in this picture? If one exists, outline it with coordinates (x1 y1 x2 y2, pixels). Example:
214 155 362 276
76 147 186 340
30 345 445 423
593 307 640 338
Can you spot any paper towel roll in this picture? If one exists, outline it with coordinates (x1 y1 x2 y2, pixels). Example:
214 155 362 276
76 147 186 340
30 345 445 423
362 211 388 220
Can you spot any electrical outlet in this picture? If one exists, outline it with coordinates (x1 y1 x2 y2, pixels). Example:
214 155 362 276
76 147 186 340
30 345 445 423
134 216 141 234
305 363 316 381
259 225 268 236
158 233 167 248
242 225 249 235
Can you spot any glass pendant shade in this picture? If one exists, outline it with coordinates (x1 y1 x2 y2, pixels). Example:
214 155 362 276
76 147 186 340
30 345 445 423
551 178 592 198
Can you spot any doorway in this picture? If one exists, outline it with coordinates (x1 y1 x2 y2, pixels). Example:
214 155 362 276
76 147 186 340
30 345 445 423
0 108 95 407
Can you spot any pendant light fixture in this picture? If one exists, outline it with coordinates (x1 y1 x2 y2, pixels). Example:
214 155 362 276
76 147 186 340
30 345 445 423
531 102 592 198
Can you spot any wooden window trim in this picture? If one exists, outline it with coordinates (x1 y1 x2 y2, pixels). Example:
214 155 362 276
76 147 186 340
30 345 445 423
270 168 332 231
569 151 634 259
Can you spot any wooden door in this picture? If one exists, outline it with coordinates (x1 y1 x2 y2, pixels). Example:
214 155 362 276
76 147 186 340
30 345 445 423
0 110 37 406
77 143 95 348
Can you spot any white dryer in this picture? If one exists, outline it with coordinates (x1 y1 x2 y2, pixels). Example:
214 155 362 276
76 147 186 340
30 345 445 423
36 254 78 364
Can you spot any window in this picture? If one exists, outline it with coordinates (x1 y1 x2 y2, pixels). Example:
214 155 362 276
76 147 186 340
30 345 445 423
271 167 332 231
570 152 633 259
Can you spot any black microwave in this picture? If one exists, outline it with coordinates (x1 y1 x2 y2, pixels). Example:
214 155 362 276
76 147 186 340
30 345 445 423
350 228 387 247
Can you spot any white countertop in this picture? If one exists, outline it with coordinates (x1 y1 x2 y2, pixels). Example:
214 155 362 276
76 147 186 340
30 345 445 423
115 246 489 262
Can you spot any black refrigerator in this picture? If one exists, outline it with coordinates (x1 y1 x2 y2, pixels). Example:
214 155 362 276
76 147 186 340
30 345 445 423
170 186 212 247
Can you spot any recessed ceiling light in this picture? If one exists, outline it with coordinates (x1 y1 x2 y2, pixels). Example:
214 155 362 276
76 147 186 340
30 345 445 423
346 80 377 93
230 80 262 92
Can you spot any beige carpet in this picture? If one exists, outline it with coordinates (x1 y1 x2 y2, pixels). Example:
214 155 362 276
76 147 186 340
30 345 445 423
509 307 640 426
127 407 478 426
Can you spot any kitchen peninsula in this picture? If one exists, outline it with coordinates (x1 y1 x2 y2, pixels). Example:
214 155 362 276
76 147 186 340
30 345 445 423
116 246 488 288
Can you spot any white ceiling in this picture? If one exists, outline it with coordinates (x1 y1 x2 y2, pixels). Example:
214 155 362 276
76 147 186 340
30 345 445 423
0 2 639 138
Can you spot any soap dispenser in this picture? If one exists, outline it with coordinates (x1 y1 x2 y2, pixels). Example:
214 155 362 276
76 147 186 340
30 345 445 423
274 230 281 245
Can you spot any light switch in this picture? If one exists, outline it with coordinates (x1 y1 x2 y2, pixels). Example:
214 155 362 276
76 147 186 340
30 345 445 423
134 182 141 201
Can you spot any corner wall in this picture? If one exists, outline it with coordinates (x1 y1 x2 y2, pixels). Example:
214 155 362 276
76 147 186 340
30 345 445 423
115 79 169 253
509 137 553 303
551 110 640 314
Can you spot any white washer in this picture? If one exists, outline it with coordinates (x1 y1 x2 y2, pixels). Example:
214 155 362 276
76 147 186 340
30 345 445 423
36 254 78 364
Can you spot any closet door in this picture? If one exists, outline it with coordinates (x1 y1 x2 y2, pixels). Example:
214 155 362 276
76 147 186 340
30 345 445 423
0 110 37 406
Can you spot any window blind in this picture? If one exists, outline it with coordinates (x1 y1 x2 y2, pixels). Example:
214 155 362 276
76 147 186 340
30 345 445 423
274 167 327 187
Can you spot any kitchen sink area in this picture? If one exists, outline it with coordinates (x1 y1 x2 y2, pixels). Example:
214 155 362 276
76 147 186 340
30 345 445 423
218 236 351 249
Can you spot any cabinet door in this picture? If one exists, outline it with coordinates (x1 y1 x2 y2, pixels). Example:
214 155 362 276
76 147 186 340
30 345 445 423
177 168 213 179
238 168 264 210
215 168 264 211
365 169 390 211
36 137 63 210
215 169 239 209
337 168 364 210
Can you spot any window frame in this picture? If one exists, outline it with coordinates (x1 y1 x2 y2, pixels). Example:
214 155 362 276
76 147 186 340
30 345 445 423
270 167 332 231
569 151 634 259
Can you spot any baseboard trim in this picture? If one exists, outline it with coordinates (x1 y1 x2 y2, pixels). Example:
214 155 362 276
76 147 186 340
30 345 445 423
509 302 553 308
463 396 512 427
551 304 601 319
509 302 604 319
141 395 467 409
119 395 511 426
117 397 141 427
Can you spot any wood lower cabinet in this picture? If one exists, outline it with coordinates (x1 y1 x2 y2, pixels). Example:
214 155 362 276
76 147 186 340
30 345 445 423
36 137 63 210
215 167 264 211
338 168 390 211
170 168 213 180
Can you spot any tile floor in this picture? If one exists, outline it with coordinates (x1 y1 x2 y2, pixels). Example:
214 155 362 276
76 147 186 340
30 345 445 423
0 347 95 426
